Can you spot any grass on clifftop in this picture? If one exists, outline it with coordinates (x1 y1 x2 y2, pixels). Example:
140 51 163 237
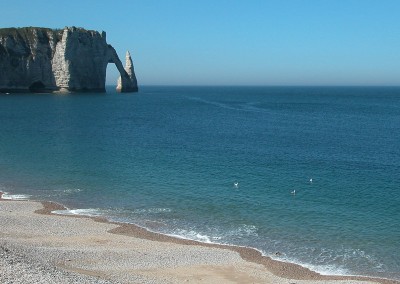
0 27 63 43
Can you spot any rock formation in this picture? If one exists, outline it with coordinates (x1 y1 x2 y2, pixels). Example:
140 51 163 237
0 27 138 93
117 51 138 92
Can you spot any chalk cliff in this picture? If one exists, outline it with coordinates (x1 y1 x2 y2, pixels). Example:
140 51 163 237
0 27 138 93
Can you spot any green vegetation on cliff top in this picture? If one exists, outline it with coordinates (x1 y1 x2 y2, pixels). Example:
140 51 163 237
0 27 63 43
0 27 105 47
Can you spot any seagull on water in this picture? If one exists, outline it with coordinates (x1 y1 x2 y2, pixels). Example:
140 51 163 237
291 190 296 195
309 178 313 183
233 182 239 188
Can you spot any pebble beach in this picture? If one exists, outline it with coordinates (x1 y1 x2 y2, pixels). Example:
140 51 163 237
0 197 397 284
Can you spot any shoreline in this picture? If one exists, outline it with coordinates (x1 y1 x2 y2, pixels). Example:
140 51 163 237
1 193 398 284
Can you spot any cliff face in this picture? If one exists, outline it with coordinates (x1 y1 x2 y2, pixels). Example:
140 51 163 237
0 27 138 93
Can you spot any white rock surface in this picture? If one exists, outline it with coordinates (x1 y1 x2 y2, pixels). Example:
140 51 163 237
117 51 138 92
0 27 138 93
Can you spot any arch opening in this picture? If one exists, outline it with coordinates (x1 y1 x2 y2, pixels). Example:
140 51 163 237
106 62 119 92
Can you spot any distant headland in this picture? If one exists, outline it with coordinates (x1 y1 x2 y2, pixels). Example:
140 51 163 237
0 27 138 93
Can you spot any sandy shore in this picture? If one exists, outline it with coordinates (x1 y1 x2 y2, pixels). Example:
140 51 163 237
0 197 398 284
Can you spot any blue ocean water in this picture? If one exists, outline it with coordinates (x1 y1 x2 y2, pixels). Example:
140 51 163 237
0 86 399 280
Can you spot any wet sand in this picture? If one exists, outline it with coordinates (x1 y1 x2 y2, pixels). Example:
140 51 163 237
0 196 398 284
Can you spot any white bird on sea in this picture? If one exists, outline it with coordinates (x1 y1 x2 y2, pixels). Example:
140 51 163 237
309 178 313 183
291 190 296 195
234 182 239 188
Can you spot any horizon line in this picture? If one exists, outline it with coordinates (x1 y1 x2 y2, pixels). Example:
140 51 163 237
105 84 400 88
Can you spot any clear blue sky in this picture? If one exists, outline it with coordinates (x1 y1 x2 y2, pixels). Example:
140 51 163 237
2 0 400 86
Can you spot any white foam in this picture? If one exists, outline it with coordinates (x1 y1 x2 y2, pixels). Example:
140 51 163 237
62 188 82 194
132 208 172 214
271 246 384 278
42 188 83 198
46 206 362 278
294 260 349 276
52 208 104 217
237 224 258 236
168 229 213 243
1 193 31 200
223 224 259 238
264 248 350 276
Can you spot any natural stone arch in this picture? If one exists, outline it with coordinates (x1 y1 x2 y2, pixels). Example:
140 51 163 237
106 46 138 93
0 27 138 93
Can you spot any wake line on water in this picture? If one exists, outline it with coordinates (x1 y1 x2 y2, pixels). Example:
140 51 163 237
187 96 268 114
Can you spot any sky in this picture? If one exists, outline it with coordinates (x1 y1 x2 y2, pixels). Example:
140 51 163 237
1 0 400 86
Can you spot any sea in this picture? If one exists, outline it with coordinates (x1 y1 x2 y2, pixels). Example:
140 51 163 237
0 86 399 280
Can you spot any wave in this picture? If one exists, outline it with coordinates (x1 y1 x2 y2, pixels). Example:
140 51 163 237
1 187 392 280
19 200 393 279
225 224 259 237
42 188 83 198
163 223 259 245
60 188 83 194
52 208 106 217
0 186 84 201
273 246 385 278
168 229 214 243
1 192 31 200
52 207 173 220
132 208 172 214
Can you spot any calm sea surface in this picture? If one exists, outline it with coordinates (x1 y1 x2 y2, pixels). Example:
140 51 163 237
0 86 399 280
